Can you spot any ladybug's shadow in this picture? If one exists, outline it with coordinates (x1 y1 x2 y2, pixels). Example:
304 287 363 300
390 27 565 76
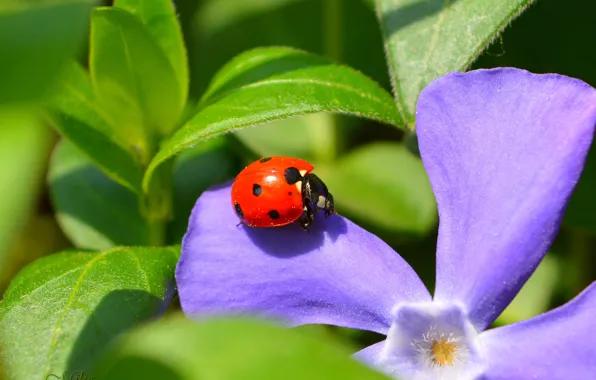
243 214 348 257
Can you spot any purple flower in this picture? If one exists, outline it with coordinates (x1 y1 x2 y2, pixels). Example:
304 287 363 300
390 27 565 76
176 68 596 379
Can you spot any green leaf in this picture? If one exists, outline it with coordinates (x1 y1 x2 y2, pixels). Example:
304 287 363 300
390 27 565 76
51 61 129 148
0 1 92 104
235 113 337 163
0 246 179 380
375 0 535 127
0 110 52 278
167 137 237 244
496 254 559 325
114 0 188 103
49 113 145 194
93 315 390 380
317 142 437 234
90 7 184 148
50 62 145 193
193 0 390 97
144 46 400 191
49 140 150 250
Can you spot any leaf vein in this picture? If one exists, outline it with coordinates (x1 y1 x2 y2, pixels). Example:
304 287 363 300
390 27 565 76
1 266 88 318
41 248 120 374
128 249 151 292
226 78 389 105
420 0 450 93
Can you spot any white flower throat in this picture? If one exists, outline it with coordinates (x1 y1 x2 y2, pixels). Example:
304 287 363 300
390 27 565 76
412 324 469 368
378 303 484 380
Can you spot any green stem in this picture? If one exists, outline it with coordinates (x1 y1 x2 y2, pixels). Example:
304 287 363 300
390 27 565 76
143 189 170 246
140 160 174 246
315 0 343 162
148 218 166 246
324 0 342 63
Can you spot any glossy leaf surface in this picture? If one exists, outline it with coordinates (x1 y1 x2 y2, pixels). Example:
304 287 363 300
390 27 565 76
0 247 179 379
114 0 188 103
144 47 400 191
50 62 144 193
90 7 184 144
375 0 534 127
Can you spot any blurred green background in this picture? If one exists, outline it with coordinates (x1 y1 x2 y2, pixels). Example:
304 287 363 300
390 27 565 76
1 0 595 356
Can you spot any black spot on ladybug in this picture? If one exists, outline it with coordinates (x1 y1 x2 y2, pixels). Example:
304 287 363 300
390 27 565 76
268 210 280 219
234 202 244 219
288 191 292 196
259 157 272 163
284 167 302 184
252 183 262 196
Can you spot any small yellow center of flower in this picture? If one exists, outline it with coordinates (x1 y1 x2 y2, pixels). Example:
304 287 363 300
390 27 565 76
431 339 458 366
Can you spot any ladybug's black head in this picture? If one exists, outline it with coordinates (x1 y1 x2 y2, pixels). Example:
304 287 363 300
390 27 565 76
302 173 334 217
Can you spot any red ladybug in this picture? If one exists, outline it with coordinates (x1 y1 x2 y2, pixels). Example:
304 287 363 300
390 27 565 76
231 156 334 230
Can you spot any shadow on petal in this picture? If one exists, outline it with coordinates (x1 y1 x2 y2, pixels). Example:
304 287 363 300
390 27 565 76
244 214 348 257
176 182 430 334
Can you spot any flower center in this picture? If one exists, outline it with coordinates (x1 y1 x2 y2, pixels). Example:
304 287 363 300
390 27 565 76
409 323 470 371
431 339 457 366
377 303 484 380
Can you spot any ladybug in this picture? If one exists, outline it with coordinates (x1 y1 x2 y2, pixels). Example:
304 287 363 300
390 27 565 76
231 156 334 230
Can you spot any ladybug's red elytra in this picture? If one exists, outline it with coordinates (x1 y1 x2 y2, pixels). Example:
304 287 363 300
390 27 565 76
231 156 335 230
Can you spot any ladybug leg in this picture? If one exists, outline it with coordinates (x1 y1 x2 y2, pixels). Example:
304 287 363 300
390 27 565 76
298 203 314 231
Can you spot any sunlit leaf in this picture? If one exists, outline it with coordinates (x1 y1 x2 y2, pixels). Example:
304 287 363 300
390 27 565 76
375 0 534 127
0 246 179 379
114 0 188 103
144 46 400 191
90 7 184 149
49 113 145 194
50 62 145 193
51 61 127 148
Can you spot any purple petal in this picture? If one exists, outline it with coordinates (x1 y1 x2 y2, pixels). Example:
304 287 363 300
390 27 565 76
352 341 386 364
479 282 596 379
176 182 430 334
417 68 596 329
